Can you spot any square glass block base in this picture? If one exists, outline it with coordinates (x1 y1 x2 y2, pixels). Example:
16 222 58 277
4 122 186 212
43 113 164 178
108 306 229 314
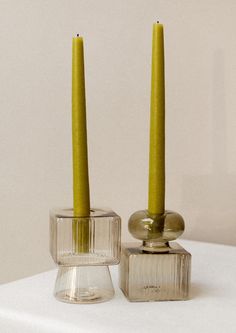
119 242 191 302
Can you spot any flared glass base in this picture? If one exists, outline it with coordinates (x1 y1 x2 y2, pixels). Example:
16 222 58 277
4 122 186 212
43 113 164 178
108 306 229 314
54 265 114 304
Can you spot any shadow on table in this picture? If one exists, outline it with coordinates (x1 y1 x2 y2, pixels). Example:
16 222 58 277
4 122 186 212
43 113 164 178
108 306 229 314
190 282 214 299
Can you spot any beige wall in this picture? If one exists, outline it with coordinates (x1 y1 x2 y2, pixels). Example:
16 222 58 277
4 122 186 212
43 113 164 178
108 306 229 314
0 0 235 283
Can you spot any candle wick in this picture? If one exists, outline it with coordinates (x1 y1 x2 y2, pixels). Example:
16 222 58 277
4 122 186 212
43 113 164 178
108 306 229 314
77 33 80 37
156 21 159 23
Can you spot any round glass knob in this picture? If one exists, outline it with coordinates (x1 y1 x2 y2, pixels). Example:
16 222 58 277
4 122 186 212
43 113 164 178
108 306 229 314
128 210 185 252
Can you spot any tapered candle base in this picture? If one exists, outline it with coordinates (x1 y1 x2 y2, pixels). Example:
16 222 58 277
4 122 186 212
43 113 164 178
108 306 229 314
54 265 114 304
119 242 191 302
50 208 121 304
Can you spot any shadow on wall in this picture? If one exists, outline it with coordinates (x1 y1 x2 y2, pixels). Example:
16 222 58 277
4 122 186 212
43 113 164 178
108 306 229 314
182 49 236 246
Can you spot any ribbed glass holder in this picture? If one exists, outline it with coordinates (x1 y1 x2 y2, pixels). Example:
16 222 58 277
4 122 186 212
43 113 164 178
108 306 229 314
119 242 191 302
50 208 121 304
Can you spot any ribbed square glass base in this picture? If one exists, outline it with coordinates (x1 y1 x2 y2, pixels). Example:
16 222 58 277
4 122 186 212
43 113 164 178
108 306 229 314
119 242 191 302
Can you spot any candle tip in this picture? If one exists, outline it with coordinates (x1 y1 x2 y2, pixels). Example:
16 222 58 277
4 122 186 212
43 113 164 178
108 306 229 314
156 21 159 23
76 33 80 37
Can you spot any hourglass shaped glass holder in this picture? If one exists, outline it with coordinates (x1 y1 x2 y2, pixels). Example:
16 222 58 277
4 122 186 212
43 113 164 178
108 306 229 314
50 208 121 304
119 210 191 302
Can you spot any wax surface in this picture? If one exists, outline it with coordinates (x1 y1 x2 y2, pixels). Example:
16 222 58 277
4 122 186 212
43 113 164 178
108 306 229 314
72 37 90 217
148 23 165 215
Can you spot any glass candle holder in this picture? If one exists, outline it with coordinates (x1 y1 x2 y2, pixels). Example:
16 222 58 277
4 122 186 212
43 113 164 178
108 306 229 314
119 210 191 301
50 208 121 304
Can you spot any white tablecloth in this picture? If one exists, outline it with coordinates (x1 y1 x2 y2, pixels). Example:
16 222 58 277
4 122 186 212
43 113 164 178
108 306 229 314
0 240 235 333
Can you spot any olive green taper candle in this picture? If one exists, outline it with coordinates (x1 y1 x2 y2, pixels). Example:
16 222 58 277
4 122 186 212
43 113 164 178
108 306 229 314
148 23 165 215
72 35 90 216
72 36 90 252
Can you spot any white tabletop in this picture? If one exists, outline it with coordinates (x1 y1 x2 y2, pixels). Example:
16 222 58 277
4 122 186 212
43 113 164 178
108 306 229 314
0 240 235 333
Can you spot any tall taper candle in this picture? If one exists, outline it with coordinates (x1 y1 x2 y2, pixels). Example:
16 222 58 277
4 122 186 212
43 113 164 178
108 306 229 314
72 35 90 217
148 23 165 215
